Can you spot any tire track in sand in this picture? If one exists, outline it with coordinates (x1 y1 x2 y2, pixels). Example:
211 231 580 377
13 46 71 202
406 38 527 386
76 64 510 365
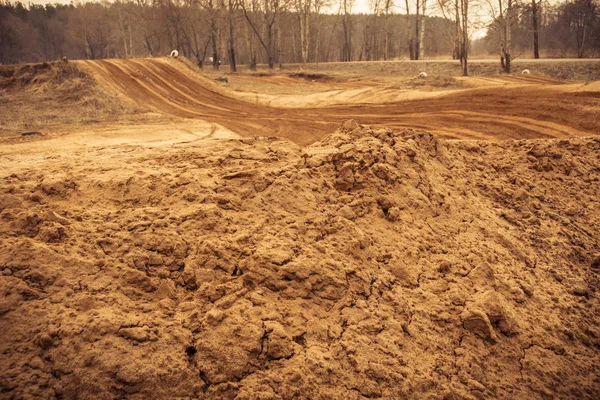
79 58 598 145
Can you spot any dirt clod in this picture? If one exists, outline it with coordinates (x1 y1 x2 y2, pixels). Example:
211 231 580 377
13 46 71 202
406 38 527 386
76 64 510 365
36 333 53 350
591 254 600 270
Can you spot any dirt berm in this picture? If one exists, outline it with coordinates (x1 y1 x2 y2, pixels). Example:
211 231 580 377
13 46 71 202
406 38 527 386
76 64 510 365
1 123 599 399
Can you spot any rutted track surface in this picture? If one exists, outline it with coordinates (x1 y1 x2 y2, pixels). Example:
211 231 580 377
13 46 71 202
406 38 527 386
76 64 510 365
81 58 600 144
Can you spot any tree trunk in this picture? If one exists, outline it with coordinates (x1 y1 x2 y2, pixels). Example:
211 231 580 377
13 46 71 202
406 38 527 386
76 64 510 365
277 22 283 68
577 26 587 58
532 0 539 59
404 0 414 60
245 17 256 70
314 8 321 65
454 0 460 61
414 0 420 60
296 0 311 69
227 0 236 73
505 0 512 73
211 20 219 70
383 0 392 60
461 0 469 76
118 6 129 58
419 0 427 60
267 23 274 69
145 37 153 57
342 0 352 62
499 0 512 73
228 35 236 72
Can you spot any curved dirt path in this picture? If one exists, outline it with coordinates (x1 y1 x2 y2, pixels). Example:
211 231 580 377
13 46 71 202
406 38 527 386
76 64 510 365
80 58 599 145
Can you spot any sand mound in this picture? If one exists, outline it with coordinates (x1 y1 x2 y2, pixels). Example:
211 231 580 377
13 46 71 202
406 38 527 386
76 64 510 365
0 61 140 137
0 62 89 96
1 124 599 399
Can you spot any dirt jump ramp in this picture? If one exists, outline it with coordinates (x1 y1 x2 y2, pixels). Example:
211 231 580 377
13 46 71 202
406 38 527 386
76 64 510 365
79 58 598 145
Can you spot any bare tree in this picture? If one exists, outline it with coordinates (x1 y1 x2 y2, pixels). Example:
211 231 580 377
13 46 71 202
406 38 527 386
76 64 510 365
457 0 470 75
361 0 393 60
419 0 428 59
294 0 311 68
226 0 238 72
68 4 111 59
569 0 597 58
180 0 212 67
414 0 421 59
341 0 354 61
198 0 223 70
362 0 382 61
531 0 540 58
115 1 133 58
132 0 162 57
487 0 521 73
243 0 258 69
241 0 289 68
158 0 186 54
404 0 415 59
438 0 470 75
312 0 330 65
406 0 428 60
501 0 515 72
16 0 597 67
382 0 394 60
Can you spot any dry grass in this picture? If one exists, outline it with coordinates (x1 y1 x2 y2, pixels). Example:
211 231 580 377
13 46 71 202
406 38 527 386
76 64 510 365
200 63 465 95
401 75 462 89
193 58 598 100
176 56 206 76
0 61 143 137
217 59 600 81
287 72 334 82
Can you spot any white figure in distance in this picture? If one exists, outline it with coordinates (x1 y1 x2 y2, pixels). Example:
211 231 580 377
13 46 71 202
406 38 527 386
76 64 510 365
418 72 428 78
521 69 531 75
170 50 179 58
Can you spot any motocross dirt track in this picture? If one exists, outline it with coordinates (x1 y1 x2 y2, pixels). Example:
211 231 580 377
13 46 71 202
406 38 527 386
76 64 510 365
1 59 599 400
80 58 599 145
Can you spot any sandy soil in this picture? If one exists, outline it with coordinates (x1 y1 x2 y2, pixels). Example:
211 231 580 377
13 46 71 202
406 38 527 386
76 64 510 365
1 122 599 399
78 58 600 145
1 58 599 399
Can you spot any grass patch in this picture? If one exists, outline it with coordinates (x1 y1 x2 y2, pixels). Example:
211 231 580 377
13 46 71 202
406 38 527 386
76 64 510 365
288 72 333 82
0 61 142 137
403 75 462 89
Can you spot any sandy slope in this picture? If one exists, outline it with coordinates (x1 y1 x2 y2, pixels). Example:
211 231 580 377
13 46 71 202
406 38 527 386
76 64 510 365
229 73 571 108
1 122 599 399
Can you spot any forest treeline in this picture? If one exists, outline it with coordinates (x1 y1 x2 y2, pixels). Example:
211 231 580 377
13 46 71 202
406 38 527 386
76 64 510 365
1 0 599 72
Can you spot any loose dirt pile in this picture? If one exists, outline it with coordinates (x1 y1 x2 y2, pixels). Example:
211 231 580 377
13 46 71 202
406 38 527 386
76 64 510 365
0 61 141 137
1 123 599 399
0 61 131 107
